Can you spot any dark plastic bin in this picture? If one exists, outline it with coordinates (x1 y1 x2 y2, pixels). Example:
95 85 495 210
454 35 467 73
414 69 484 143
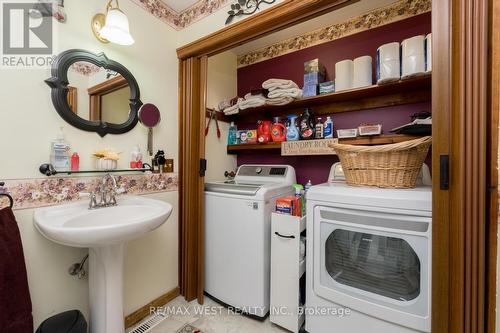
36 310 87 333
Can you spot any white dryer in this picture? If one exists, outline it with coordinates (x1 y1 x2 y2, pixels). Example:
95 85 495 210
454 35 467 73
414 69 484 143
204 165 296 318
306 183 432 333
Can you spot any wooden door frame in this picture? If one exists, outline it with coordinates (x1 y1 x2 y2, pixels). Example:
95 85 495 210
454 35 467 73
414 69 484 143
87 75 128 121
487 0 500 332
176 2 496 333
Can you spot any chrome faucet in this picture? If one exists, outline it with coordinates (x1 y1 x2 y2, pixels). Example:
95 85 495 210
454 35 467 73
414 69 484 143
82 174 121 210
100 174 118 207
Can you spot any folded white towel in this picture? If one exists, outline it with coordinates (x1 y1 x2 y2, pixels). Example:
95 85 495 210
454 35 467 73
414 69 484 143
267 88 303 99
223 98 244 115
266 96 295 106
223 104 240 115
244 93 267 101
240 99 266 110
238 93 267 110
262 79 299 91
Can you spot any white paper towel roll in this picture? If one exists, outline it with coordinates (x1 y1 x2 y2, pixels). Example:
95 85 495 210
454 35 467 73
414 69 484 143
377 42 400 84
425 33 432 72
353 55 372 88
335 59 353 91
402 35 426 78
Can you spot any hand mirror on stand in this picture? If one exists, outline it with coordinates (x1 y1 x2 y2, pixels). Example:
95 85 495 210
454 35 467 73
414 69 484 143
139 104 161 156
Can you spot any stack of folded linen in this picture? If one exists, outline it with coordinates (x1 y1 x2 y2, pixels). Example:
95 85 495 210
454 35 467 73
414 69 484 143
262 79 302 106
222 97 243 115
239 93 267 110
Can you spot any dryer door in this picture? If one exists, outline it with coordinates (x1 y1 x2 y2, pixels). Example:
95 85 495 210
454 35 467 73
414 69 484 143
313 205 431 332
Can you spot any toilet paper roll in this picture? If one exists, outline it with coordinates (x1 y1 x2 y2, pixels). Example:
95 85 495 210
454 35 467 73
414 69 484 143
353 55 373 88
402 35 426 78
335 59 353 91
376 42 400 84
425 33 432 72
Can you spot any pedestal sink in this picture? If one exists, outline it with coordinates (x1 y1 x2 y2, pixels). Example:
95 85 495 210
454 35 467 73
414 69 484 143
34 195 173 333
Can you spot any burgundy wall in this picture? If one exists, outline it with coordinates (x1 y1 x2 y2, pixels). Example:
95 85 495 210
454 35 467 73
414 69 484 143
235 13 432 185
237 13 432 94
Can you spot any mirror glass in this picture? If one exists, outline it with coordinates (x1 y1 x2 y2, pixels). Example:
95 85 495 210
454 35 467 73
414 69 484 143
66 61 131 124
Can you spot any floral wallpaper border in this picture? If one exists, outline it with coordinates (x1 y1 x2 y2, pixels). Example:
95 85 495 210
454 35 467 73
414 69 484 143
69 62 103 76
129 0 231 30
0 173 178 211
237 0 432 68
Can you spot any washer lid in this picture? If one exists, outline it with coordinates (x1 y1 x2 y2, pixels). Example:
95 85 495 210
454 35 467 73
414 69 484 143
205 181 261 196
307 183 432 213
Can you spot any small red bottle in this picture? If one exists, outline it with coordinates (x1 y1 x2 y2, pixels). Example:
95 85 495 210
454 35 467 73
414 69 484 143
71 152 80 171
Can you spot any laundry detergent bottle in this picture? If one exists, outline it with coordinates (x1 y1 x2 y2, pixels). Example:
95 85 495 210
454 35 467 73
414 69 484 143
299 108 316 140
271 117 287 142
286 115 300 141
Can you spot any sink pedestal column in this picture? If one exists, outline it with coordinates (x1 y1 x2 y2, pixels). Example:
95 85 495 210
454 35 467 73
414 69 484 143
89 244 125 333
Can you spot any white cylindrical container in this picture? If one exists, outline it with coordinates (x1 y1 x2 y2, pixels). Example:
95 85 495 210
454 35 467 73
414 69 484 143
425 33 432 72
402 35 426 78
376 42 401 84
335 59 353 91
353 55 373 88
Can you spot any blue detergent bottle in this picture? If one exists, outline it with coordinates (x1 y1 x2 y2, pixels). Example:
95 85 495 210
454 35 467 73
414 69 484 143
286 115 300 141
227 121 237 145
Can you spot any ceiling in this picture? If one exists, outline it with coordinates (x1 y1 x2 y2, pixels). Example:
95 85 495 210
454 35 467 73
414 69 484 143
160 0 202 13
231 0 399 55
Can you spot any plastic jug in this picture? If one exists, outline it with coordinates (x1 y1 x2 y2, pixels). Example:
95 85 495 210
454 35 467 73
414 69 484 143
286 115 300 141
271 117 287 142
257 120 272 143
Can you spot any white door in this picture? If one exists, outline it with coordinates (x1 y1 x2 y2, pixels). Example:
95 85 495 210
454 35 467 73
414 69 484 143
313 205 431 332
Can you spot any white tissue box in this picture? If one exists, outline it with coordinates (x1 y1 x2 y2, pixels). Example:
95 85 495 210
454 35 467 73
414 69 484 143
337 129 358 139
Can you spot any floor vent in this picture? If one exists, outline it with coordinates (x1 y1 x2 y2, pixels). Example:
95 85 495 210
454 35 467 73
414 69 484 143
128 313 166 333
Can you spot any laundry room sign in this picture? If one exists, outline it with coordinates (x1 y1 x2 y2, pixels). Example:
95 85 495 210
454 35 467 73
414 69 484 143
281 139 338 156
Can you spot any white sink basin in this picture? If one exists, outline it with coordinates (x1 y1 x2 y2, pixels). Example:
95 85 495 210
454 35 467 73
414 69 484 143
34 195 172 247
34 195 172 333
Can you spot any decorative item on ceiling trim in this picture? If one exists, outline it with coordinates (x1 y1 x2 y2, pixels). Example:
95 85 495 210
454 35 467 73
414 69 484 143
129 0 231 30
237 0 431 68
225 0 277 25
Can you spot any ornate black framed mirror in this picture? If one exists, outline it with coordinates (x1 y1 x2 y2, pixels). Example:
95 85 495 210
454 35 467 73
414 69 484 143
45 49 142 137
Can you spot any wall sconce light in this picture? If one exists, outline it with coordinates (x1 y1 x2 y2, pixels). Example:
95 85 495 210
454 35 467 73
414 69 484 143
91 0 134 46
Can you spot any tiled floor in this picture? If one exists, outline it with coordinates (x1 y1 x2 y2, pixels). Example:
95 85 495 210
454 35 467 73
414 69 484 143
144 296 289 333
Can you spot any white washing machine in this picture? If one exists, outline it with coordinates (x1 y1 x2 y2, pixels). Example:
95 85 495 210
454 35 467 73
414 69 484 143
205 165 296 318
306 183 432 333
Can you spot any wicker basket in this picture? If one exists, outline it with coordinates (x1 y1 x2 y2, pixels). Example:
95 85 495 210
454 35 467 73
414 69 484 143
329 136 432 189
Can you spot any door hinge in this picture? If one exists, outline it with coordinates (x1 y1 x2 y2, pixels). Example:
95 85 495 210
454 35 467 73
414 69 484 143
199 158 207 177
440 155 449 190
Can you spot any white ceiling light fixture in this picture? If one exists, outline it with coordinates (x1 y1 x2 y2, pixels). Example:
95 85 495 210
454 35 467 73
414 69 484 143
91 0 134 46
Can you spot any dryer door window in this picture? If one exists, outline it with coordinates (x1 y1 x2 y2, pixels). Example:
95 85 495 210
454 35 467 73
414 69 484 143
325 229 420 302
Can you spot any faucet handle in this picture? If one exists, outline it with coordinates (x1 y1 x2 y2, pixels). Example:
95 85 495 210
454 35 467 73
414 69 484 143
80 192 98 209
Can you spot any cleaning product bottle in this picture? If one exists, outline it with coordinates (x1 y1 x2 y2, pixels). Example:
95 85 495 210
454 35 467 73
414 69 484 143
286 115 300 141
293 184 305 217
305 180 313 194
324 116 334 138
228 122 237 145
299 108 316 140
315 117 324 139
271 117 287 142
50 127 70 171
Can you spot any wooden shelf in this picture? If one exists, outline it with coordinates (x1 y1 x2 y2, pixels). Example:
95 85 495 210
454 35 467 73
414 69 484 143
227 135 422 154
227 142 281 154
206 108 231 123
228 74 431 122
